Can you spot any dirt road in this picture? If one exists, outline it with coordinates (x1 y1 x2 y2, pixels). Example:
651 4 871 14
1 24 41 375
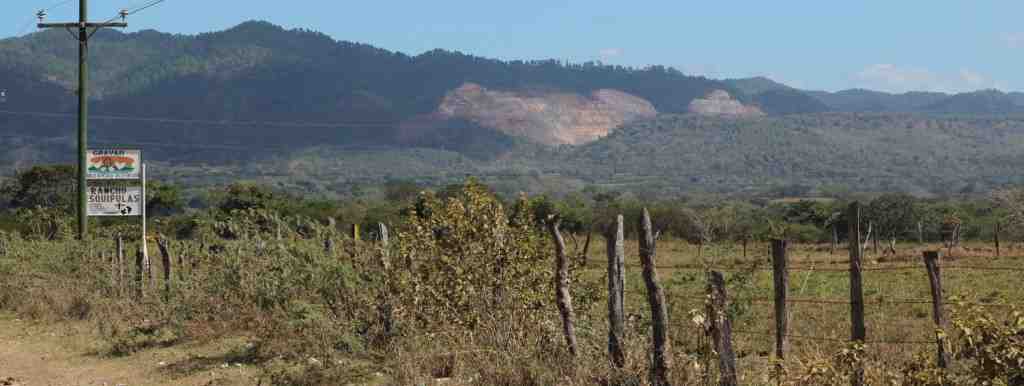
0 314 257 386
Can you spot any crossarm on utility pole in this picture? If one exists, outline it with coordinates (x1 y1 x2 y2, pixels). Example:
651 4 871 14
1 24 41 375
36 0 127 240
38 22 128 28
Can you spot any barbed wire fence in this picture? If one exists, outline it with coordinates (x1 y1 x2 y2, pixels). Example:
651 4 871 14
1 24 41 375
646 204 1021 386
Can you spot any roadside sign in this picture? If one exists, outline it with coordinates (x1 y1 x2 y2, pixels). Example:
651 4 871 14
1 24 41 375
87 181 142 216
87 149 141 179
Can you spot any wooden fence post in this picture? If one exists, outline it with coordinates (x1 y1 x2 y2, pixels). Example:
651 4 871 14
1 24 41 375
831 224 838 256
378 223 393 335
707 270 738 386
847 202 866 386
176 240 186 281
115 234 124 294
771 239 789 363
157 235 172 298
923 251 951 369
549 216 578 357
135 247 144 298
117 235 125 295
995 222 1001 258
607 214 626 368
639 208 671 386
580 228 592 268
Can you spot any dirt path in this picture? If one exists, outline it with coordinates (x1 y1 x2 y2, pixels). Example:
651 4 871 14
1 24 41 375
0 314 258 386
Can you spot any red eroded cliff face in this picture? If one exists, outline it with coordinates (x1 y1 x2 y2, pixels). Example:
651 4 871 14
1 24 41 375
436 83 657 145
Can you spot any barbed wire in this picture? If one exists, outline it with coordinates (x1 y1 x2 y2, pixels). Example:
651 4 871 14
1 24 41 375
644 262 1024 273
731 330 934 345
677 294 1021 308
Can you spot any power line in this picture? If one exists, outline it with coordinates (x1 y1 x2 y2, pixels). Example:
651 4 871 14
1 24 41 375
12 0 76 36
0 109 400 128
100 0 166 24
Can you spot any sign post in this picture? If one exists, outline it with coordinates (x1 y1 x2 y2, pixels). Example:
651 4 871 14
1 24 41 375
86 149 146 273
141 163 147 266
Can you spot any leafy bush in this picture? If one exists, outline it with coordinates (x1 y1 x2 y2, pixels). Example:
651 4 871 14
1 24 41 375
396 179 552 329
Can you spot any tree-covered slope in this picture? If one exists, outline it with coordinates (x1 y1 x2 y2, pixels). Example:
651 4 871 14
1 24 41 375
556 113 1024 195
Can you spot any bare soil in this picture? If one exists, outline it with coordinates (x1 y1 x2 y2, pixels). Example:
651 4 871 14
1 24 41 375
0 314 258 386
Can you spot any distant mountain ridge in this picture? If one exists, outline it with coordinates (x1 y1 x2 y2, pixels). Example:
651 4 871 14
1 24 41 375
3 21 1024 196
2 20 1022 153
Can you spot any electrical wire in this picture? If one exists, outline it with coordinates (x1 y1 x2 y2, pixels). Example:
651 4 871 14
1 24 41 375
0 109 400 128
100 0 167 24
12 0 76 36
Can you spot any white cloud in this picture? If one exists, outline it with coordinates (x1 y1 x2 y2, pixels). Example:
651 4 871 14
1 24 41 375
1005 32 1024 48
959 68 986 88
854 64 1004 93
598 48 622 58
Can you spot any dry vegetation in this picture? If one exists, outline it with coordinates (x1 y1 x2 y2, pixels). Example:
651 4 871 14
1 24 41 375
0 182 1022 385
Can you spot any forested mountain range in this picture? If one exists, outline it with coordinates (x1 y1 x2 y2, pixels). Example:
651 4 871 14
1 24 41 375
2 21 1024 197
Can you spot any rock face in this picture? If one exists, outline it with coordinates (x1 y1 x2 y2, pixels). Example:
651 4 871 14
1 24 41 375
438 83 657 145
688 90 765 117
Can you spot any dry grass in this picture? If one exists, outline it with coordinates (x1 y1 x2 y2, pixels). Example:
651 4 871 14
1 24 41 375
1 233 1021 385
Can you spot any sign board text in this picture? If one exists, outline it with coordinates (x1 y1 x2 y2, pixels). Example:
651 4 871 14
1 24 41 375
87 149 141 179
87 181 141 216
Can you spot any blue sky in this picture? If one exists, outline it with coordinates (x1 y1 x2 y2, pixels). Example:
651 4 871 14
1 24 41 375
2 0 1022 93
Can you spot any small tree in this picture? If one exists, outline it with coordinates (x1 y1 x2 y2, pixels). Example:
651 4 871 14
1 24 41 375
146 181 186 217
1 165 76 214
866 193 919 254
397 179 552 329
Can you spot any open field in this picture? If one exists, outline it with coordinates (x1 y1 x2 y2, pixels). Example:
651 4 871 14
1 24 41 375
576 239 1024 384
2 222 1020 385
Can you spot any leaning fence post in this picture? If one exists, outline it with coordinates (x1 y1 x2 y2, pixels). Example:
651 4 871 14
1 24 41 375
707 270 738 386
607 214 626 368
922 251 951 369
549 216 579 357
157 235 172 298
771 240 789 364
639 208 671 386
847 202 866 386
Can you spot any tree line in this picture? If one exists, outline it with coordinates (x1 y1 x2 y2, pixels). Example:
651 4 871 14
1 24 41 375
1 165 1022 247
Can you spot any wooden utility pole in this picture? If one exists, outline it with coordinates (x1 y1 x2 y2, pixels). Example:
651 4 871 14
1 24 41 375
37 1 127 239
